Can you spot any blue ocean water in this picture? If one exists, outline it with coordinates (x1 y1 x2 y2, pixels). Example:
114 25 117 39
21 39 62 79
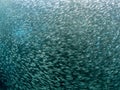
0 0 120 90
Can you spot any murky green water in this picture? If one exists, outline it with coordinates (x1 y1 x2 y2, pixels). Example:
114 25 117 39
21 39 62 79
0 0 120 90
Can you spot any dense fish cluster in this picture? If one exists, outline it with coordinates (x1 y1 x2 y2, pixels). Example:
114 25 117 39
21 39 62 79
0 0 120 90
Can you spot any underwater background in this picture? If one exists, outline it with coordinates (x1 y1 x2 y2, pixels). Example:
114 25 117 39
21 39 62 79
0 0 120 90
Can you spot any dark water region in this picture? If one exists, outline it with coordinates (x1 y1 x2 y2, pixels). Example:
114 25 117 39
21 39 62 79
0 0 120 90
0 80 7 90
